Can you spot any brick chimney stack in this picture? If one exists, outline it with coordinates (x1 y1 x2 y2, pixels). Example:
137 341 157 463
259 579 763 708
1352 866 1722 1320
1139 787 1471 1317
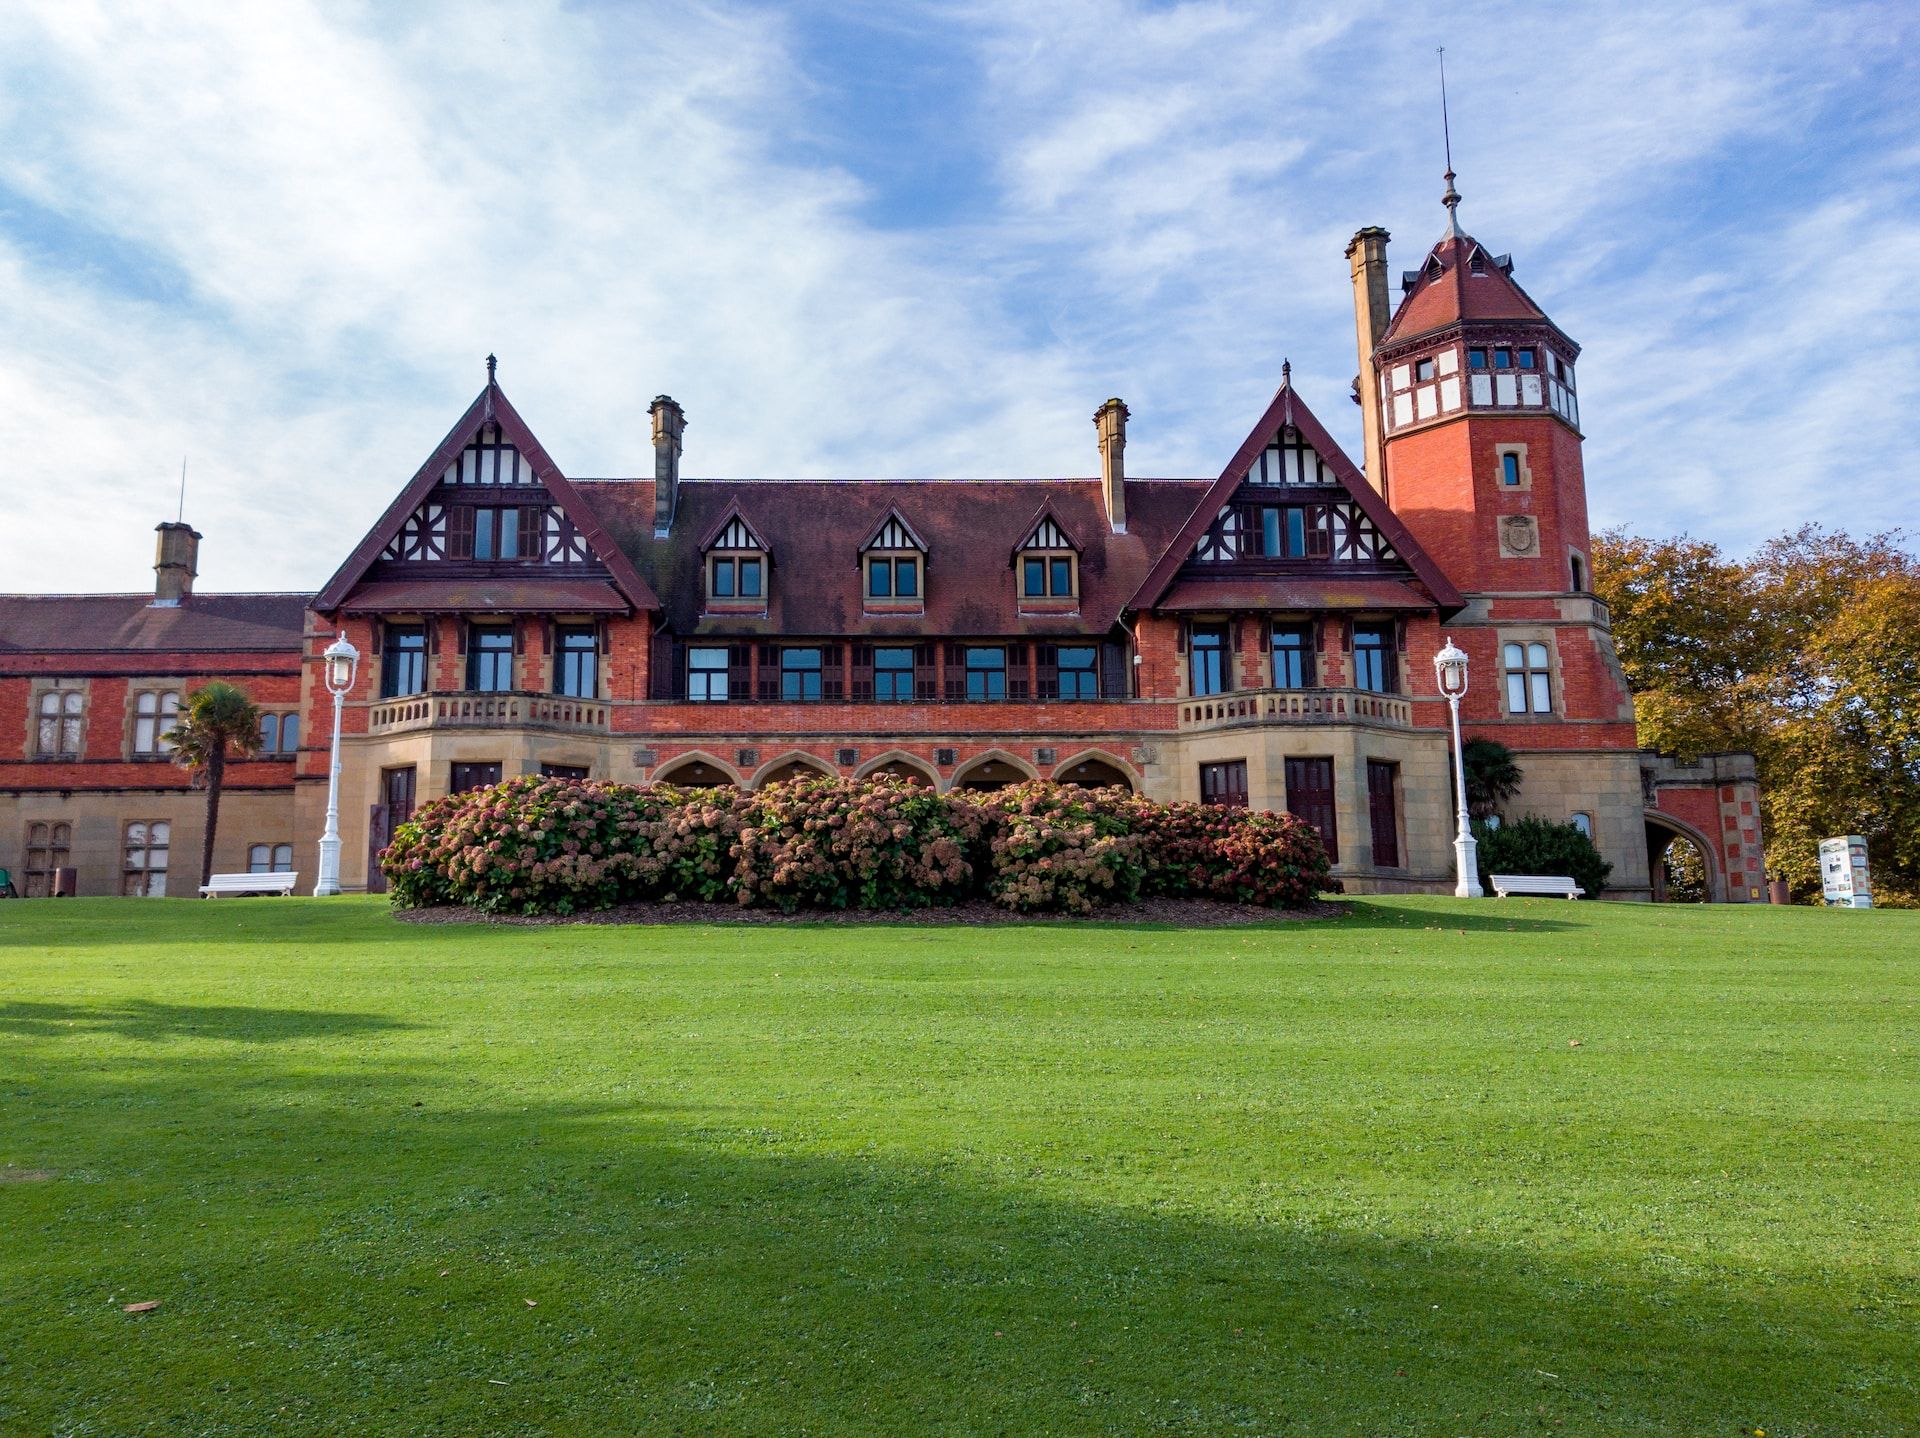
1345 226 1391 497
152 521 201 607
650 395 686 536
1094 397 1129 533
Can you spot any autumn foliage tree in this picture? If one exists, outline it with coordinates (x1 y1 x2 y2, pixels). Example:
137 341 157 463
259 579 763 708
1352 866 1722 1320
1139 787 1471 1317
1593 525 1919 904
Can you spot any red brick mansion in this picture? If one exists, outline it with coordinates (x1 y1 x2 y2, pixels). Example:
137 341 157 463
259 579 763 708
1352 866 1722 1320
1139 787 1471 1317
0 185 1762 900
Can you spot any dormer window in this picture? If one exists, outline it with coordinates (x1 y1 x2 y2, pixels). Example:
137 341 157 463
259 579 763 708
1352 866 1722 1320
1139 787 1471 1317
472 506 523 560
701 512 770 610
860 510 928 611
1014 512 1079 605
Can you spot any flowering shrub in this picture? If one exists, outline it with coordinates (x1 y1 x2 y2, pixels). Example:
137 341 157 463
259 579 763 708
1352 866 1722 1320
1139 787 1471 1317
382 774 1331 915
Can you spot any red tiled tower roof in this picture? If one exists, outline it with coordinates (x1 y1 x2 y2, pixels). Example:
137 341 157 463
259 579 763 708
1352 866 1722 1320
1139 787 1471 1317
1376 232 1558 351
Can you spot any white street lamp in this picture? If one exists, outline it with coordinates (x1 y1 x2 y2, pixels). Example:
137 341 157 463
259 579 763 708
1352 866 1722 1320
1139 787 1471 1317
314 630 360 897
1433 635 1484 899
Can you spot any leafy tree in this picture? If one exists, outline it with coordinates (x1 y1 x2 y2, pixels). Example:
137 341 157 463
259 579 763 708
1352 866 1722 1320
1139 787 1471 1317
1462 738 1522 820
1472 815 1612 898
165 681 262 888
1592 525 1919 904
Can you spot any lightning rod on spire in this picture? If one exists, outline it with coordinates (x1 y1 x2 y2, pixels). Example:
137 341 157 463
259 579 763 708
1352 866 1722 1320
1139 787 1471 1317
1438 46 1463 237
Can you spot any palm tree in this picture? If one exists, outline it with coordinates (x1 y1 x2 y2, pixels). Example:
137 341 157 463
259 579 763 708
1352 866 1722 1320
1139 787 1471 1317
1462 738 1524 821
166 681 262 888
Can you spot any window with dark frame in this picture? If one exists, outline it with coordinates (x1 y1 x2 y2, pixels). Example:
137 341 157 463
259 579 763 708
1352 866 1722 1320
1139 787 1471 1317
472 506 522 560
1200 760 1249 808
1271 624 1313 688
467 625 514 692
873 646 914 702
541 763 590 781
965 647 1006 701
1469 347 1488 369
381 624 428 698
1020 553 1076 599
1056 646 1098 699
1188 624 1229 696
688 647 730 702
555 626 598 698
1415 357 1436 382
782 648 824 701
1352 625 1395 693
1504 641 1554 714
450 761 502 793
1501 452 1522 486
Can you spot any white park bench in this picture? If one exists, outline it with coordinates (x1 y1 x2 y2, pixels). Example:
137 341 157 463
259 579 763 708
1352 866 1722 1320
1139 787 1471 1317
198 872 300 898
1490 873 1583 899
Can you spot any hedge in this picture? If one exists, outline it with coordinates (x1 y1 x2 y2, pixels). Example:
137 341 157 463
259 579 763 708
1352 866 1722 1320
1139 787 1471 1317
381 774 1332 916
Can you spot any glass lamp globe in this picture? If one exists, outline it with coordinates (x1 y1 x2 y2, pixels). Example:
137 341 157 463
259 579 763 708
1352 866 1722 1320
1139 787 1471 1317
323 631 361 696
1433 635 1470 698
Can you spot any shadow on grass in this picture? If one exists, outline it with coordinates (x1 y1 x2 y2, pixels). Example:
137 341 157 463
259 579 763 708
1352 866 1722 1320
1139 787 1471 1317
3 1041 1908 1435
0 999 415 1043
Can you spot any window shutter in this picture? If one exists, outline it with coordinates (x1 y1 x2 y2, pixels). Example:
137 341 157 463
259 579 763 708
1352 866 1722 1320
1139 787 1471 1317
1175 622 1188 655
944 643 965 702
758 643 780 703
728 644 752 698
456 622 469 656
1100 640 1127 699
371 624 384 657
648 628 674 699
669 639 686 700
914 643 936 701
851 643 874 702
447 505 475 559
1006 642 1029 700
1341 620 1353 653
822 644 844 702
1035 644 1058 700
512 620 524 656
426 616 439 657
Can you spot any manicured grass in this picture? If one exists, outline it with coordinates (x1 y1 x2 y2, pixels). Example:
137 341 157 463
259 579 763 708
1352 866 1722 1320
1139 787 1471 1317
2 898 1916 1435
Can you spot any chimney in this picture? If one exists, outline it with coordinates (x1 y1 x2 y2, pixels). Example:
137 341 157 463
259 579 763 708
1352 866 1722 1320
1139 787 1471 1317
152 521 201 607
1345 226 1391 497
650 395 685 535
1094 397 1129 533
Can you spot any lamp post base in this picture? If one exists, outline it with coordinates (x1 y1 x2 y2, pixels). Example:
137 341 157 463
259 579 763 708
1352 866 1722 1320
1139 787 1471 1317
1453 832 1484 899
314 835 342 897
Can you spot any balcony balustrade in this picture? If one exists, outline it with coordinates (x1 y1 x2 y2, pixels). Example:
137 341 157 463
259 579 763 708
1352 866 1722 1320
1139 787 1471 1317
367 691 610 736
1177 685 1411 732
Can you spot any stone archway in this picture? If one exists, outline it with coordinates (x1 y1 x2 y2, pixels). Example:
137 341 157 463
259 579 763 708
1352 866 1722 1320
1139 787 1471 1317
854 750 939 787
1051 752 1136 791
753 753 835 789
1645 812 1721 903
653 753 740 788
951 751 1037 792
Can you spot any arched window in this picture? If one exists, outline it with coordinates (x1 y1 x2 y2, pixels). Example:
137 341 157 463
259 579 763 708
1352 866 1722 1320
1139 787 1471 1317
36 690 84 758
259 713 280 754
133 691 180 756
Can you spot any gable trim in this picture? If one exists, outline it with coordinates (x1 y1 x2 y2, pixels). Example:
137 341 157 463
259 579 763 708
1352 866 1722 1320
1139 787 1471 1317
1125 378 1463 613
858 506 928 556
313 380 660 614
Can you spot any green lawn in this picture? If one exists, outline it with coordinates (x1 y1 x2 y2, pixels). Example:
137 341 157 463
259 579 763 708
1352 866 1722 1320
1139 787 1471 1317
2 898 1916 1436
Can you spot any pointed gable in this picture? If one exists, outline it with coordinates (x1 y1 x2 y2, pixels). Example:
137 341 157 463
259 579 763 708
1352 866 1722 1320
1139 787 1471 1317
859 507 927 555
1128 375 1462 612
698 505 770 556
314 377 659 614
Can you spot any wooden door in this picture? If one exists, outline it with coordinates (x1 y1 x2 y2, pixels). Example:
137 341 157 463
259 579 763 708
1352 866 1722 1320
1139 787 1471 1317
366 766 417 894
1200 760 1249 808
1284 756 1339 862
1367 760 1399 868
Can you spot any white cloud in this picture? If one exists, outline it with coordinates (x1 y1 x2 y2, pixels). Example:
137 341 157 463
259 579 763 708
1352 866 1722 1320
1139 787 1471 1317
0 0 1911 596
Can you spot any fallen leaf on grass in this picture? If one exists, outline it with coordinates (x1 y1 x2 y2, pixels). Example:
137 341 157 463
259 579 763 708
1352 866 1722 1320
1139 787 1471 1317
123 1300 161 1314
525 1298 538 1307
1568 1039 1583 1048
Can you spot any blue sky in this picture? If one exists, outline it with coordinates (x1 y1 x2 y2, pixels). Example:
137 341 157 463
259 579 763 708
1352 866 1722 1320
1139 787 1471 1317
0 0 1914 594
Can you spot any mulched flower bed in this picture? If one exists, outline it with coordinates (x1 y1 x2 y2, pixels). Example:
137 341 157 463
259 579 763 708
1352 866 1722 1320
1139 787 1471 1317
394 896 1346 928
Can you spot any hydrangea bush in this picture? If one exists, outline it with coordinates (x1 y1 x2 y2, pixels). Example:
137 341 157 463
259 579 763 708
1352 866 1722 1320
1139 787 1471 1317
382 773 1331 915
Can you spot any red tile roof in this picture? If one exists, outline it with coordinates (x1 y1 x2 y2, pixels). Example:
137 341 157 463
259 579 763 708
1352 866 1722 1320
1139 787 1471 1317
1156 577 1436 612
573 477 1210 638
1377 233 1560 349
0 593 307 655
336 579 630 614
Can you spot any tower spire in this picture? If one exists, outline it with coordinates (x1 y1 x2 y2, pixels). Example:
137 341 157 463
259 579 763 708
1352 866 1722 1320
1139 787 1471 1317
1438 46 1462 237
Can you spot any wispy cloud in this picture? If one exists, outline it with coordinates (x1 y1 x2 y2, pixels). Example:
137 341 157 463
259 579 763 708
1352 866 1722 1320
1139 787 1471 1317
0 0 1911 594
